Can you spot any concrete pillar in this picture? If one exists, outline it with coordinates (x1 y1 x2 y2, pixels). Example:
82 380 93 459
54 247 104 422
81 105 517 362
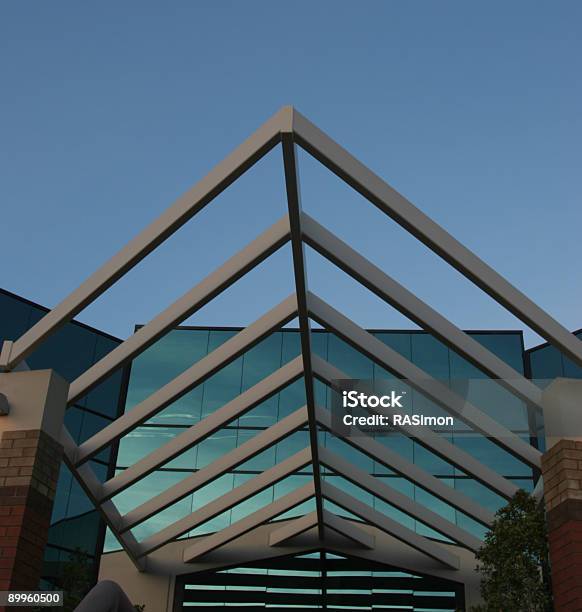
541 379 582 611
0 370 68 593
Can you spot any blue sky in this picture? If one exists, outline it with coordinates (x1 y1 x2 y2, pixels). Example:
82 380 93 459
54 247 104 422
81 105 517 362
1 2 580 346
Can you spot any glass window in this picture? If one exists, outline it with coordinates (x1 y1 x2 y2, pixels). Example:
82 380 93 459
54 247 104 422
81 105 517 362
275 475 316 521
116 427 196 469
414 480 455 541
238 333 282 427
196 430 237 469
453 433 533 477
28 322 98 385
275 430 311 465
373 477 415 531
323 433 373 474
125 329 209 422
230 475 274 523
277 379 306 420
328 334 374 379
470 332 525 373
410 334 450 382
0 292 33 344
529 345 564 381
236 430 277 471
112 469 192 515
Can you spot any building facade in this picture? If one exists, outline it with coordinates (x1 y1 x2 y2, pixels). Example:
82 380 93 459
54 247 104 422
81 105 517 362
104 326 543 610
0 288 125 589
4 286 580 609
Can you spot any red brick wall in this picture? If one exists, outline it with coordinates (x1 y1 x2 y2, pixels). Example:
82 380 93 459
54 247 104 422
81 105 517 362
0 430 62 593
542 439 582 611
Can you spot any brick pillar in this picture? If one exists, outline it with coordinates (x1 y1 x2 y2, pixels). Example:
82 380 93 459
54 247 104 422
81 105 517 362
0 370 68 599
541 439 582 611
0 429 63 591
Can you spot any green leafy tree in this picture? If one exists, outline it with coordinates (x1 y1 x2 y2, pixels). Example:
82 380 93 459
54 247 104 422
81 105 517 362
473 489 552 612
61 548 94 611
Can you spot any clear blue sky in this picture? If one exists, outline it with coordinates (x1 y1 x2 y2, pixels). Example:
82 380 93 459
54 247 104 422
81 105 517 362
1 2 580 347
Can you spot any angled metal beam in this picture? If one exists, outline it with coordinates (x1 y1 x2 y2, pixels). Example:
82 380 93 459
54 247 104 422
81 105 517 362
316 406 494 526
74 293 298 465
282 131 325 539
291 108 582 368
68 215 292 404
301 212 544 410
268 511 319 546
269 510 374 549
321 511 375 549
182 482 316 562
137 447 313 557
312 356 518 500
319 447 482 551
308 292 541 469
321 481 460 570
59 428 144 570
1 107 294 371
100 356 304 500
119 406 309 531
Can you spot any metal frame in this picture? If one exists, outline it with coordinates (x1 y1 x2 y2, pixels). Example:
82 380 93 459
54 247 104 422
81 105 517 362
3 107 579 586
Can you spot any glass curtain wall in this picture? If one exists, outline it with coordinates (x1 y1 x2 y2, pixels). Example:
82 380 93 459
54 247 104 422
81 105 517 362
0 289 124 587
108 326 535 551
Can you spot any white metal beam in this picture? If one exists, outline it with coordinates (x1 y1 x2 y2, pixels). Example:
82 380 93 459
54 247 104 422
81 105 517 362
119 407 309 532
182 482 316 562
68 215 292 404
74 293 298 464
136 447 313 557
1 107 294 371
308 292 541 470
315 406 494 526
100 357 304 500
291 108 582 368
301 212 544 410
312 355 519 500
321 481 460 570
319 447 482 551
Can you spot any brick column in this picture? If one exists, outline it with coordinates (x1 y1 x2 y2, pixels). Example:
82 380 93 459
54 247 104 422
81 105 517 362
0 370 68 600
0 429 63 591
541 439 582 611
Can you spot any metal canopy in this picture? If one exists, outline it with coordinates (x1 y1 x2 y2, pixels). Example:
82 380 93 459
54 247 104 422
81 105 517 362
2 107 579 577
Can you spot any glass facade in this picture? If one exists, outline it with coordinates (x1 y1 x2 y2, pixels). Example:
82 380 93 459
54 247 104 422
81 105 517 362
0 289 124 587
107 327 534 555
4 282 580 610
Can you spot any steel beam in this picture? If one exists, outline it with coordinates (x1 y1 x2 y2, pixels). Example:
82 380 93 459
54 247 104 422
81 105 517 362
321 511 375 549
291 108 582 368
301 212 544 410
319 447 482 551
68 215 292 404
136 447 313 556
182 482 316 562
119 407 309 531
282 132 325 539
100 357 304 500
321 482 460 570
316 406 494 526
1 107 294 371
59 428 144 570
312 355 518 500
269 510 374 549
74 294 298 464
268 511 319 546
308 292 541 469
